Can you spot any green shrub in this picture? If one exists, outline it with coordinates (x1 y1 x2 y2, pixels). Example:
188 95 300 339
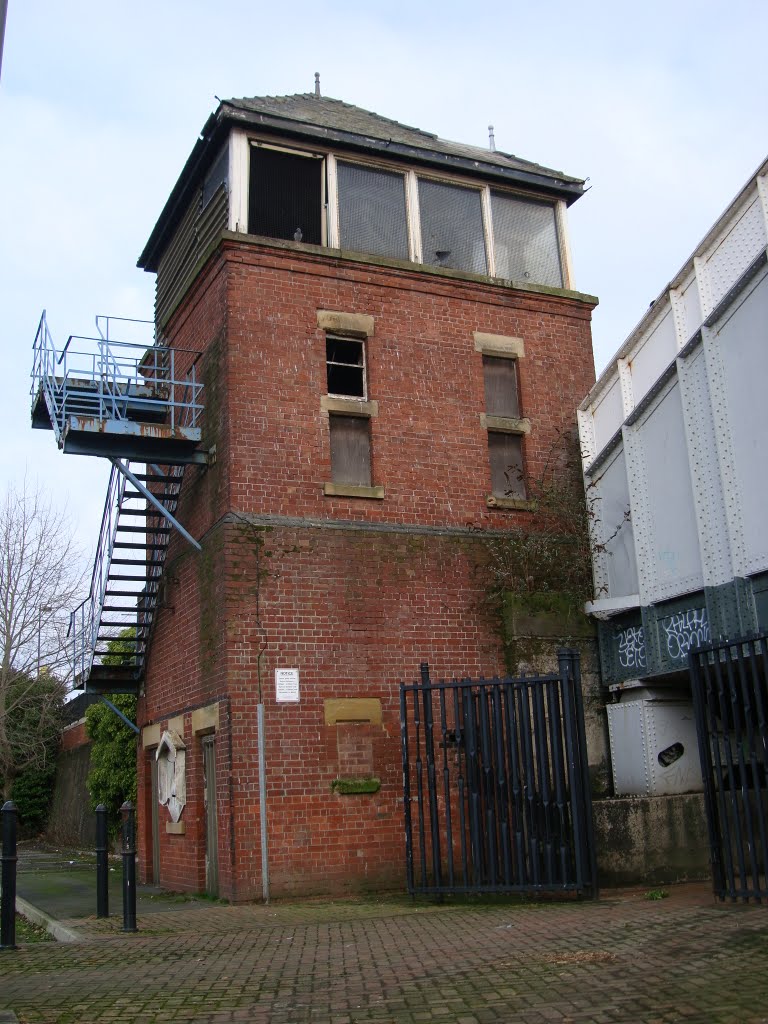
85 694 138 835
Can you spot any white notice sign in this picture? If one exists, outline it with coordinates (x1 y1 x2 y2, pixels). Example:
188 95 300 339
275 668 300 703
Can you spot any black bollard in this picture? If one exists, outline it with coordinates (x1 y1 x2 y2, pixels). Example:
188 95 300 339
95 804 109 918
120 801 137 932
1 801 17 950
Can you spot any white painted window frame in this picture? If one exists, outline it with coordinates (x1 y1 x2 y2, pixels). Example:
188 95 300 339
231 132 569 282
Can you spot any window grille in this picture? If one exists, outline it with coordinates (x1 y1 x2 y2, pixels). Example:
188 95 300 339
248 146 322 244
491 193 562 287
337 162 409 260
418 179 487 275
326 337 366 398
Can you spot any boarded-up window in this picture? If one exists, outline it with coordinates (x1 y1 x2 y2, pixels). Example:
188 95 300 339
488 432 525 498
326 337 366 398
329 415 371 486
248 146 322 244
483 356 520 418
337 163 409 260
418 179 487 275
491 193 562 287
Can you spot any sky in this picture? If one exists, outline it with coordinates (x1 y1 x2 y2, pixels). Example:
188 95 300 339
1 0 766 582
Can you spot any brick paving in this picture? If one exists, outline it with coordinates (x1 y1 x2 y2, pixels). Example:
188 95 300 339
2 884 768 1023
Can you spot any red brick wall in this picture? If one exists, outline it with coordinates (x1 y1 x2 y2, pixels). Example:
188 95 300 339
61 719 89 752
137 240 596 898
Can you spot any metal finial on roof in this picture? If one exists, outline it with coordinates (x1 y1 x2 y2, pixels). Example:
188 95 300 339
488 125 496 152
314 72 321 97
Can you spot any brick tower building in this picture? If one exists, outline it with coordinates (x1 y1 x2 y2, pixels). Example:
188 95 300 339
41 90 597 899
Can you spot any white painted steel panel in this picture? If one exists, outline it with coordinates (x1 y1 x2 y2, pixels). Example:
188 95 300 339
681 276 702 343
718 268 768 576
705 198 766 311
607 699 704 796
592 446 638 598
639 381 703 599
591 377 623 454
628 308 676 405
677 345 732 587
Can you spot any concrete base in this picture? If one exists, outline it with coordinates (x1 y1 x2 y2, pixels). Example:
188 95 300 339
593 792 711 887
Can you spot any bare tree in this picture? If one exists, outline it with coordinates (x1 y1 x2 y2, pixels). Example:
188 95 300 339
0 480 87 800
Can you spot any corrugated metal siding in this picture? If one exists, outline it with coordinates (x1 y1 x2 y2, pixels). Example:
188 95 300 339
155 183 228 329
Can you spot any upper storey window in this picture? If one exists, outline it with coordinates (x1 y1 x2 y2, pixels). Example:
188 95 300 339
491 192 562 288
248 145 323 245
418 179 487 275
337 162 409 261
245 140 565 288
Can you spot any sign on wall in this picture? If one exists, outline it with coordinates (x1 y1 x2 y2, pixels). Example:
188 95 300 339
275 668 300 702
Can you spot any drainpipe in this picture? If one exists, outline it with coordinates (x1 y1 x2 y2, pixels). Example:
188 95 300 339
257 703 270 903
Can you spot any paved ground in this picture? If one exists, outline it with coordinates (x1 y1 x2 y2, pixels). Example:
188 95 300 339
3 848 768 1023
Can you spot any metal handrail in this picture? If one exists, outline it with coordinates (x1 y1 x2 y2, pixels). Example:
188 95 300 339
70 463 127 681
31 311 204 685
31 313 204 441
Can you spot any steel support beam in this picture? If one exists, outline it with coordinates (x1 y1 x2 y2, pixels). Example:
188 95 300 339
110 458 201 552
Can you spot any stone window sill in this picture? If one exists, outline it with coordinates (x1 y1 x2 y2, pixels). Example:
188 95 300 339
480 414 531 434
323 483 385 500
486 495 534 511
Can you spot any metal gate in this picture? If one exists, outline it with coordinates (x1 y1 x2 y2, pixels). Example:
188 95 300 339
400 648 597 897
689 633 768 902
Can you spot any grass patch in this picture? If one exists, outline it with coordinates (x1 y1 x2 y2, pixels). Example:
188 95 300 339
16 913 54 942
645 889 669 901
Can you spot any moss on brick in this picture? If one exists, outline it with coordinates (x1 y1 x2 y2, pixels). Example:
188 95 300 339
330 777 381 796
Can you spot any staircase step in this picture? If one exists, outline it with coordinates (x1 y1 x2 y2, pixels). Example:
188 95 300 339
129 473 178 484
118 503 179 513
103 589 152 597
115 525 172 534
112 542 169 551
109 558 161 566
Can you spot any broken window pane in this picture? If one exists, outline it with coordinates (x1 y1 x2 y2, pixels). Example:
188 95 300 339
326 337 366 398
248 146 322 244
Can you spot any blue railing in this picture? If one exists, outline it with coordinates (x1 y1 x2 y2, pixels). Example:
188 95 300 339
31 311 204 442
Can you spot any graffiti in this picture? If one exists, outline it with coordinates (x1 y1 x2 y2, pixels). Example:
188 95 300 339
617 625 646 670
662 607 709 661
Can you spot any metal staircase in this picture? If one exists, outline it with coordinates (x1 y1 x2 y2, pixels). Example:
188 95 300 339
31 312 207 693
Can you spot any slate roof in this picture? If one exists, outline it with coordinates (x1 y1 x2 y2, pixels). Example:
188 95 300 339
222 94 583 188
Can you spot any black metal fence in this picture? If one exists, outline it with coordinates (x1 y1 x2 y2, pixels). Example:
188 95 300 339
690 633 768 903
400 648 597 897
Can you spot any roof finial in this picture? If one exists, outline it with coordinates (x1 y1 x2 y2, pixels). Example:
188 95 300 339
314 72 321 98
488 125 496 152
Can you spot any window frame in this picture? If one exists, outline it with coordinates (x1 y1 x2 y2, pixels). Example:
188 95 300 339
238 132 566 285
325 334 368 401
475 332 532 509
